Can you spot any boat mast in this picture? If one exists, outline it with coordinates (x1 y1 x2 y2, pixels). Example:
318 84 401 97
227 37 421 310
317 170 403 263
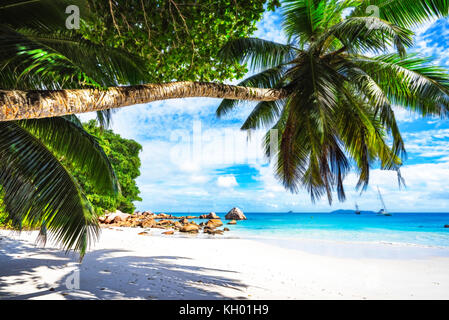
377 187 387 212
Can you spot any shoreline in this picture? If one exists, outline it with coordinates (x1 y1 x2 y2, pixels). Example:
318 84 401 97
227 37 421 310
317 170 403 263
3 223 449 259
107 225 449 255
3 224 449 251
2 228 449 299
4 223 449 259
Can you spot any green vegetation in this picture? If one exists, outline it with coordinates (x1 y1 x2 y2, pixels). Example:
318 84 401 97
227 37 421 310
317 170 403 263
82 0 280 82
0 120 142 226
65 121 142 215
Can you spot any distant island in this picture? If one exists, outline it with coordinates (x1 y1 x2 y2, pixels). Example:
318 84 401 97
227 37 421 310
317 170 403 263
331 209 377 214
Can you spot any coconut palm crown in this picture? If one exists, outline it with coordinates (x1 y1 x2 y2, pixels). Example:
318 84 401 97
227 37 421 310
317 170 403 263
217 0 449 203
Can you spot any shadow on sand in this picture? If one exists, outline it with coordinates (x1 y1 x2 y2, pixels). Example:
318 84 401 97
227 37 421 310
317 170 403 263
0 236 248 300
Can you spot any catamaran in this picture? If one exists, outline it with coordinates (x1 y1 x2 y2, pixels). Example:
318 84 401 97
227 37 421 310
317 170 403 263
377 187 392 216
355 203 361 215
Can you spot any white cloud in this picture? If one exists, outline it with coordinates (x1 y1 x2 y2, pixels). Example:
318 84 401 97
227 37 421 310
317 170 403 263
393 106 421 123
254 10 287 44
216 175 238 188
411 18 449 67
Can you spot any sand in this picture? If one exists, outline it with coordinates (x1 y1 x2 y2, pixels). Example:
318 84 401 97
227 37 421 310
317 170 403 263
1 227 449 300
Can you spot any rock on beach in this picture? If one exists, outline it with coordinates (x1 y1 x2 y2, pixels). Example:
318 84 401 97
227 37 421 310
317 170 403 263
225 207 246 220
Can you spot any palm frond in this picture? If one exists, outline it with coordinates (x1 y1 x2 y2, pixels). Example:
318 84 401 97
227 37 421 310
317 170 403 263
274 54 348 202
0 28 148 90
353 53 449 117
282 0 361 44
239 65 287 89
342 63 406 157
95 109 116 129
0 122 99 258
312 16 413 56
218 37 296 72
216 66 287 118
336 88 403 190
17 117 119 194
351 0 449 29
241 99 285 130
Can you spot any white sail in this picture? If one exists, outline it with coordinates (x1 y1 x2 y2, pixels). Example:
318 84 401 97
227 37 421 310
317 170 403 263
377 187 391 216
355 202 361 214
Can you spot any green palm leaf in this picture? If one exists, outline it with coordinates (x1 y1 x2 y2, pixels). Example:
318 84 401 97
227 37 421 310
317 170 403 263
241 99 285 130
282 0 360 44
353 53 449 116
312 16 413 56
17 117 119 194
218 37 296 72
0 28 148 90
216 66 287 117
0 122 99 258
351 0 449 29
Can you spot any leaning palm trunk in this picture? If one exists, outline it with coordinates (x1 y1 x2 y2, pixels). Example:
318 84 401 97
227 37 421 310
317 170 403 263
0 81 286 121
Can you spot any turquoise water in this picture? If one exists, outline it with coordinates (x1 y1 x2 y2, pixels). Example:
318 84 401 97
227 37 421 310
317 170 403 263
173 212 449 248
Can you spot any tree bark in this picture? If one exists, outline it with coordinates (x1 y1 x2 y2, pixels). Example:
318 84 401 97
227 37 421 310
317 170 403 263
0 81 287 121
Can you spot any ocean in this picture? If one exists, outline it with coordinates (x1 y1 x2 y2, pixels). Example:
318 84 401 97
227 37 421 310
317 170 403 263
172 211 449 249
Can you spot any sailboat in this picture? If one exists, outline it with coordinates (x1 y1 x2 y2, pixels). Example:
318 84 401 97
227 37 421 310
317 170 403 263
377 187 392 216
355 203 361 215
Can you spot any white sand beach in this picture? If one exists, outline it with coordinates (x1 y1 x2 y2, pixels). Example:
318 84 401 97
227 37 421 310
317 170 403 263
1 228 449 300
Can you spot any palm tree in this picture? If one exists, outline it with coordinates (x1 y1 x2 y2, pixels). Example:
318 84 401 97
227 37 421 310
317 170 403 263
1 0 449 213
2 0 448 120
0 0 147 256
215 0 449 203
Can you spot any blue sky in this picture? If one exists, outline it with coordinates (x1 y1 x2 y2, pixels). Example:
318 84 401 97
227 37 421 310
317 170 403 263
82 9 449 213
